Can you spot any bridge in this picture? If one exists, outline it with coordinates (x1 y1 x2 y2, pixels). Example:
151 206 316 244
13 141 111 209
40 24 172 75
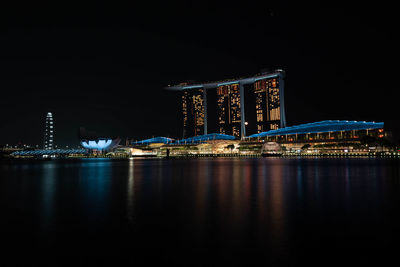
11 149 87 157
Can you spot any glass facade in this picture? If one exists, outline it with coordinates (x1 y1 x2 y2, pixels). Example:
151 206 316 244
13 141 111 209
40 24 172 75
44 112 54 150
254 77 281 133
217 84 241 137
182 88 205 138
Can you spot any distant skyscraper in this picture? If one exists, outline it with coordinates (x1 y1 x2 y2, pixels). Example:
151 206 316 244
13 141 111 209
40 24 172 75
217 83 242 137
44 112 54 149
181 87 205 138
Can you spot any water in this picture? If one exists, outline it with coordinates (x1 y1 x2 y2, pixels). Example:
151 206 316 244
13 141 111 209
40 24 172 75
1 158 400 266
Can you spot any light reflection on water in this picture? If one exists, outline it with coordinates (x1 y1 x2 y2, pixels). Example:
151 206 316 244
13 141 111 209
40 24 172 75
40 162 56 232
1 158 400 265
127 159 135 224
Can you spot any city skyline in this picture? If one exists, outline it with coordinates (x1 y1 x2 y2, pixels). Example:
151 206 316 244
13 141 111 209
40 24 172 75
1 2 399 146
2 3 399 266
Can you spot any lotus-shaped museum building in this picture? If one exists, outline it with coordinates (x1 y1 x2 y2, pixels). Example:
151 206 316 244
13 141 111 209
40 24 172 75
80 138 120 151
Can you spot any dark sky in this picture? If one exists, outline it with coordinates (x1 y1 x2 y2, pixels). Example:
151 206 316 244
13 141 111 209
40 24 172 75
1 1 399 147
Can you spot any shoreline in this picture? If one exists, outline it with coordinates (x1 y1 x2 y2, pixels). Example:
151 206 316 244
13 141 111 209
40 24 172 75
3 152 400 160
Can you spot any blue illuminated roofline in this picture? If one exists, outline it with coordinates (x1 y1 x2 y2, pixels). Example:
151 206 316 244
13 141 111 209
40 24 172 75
172 133 237 144
132 137 174 145
248 120 384 138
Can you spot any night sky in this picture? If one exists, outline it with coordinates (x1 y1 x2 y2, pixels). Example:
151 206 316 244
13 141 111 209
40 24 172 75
1 1 398 147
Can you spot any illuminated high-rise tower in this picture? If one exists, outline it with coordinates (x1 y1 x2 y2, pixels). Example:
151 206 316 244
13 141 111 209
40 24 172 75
254 76 283 132
169 69 286 139
217 83 242 137
181 87 205 138
44 112 54 149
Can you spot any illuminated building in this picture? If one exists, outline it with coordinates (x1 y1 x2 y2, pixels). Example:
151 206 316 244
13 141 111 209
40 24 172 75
78 127 121 152
181 87 205 138
254 77 283 132
167 69 286 139
80 138 121 151
132 137 174 145
247 120 385 143
173 133 236 144
217 83 241 137
44 112 54 150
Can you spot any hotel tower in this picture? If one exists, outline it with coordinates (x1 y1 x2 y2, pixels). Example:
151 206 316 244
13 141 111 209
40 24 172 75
168 69 286 138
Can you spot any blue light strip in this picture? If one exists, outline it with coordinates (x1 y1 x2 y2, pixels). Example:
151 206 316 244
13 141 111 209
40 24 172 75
217 81 239 86
182 85 204 90
173 133 237 144
132 137 174 145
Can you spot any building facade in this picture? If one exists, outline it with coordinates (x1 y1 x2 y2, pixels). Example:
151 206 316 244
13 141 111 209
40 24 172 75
254 77 282 132
44 112 54 150
182 87 205 138
247 120 385 143
169 70 286 139
217 83 242 137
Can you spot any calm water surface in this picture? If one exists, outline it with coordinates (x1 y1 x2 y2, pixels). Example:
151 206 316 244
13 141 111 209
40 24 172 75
1 158 400 266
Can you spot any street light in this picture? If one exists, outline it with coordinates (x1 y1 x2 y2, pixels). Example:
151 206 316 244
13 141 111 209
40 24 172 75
243 122 249 140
